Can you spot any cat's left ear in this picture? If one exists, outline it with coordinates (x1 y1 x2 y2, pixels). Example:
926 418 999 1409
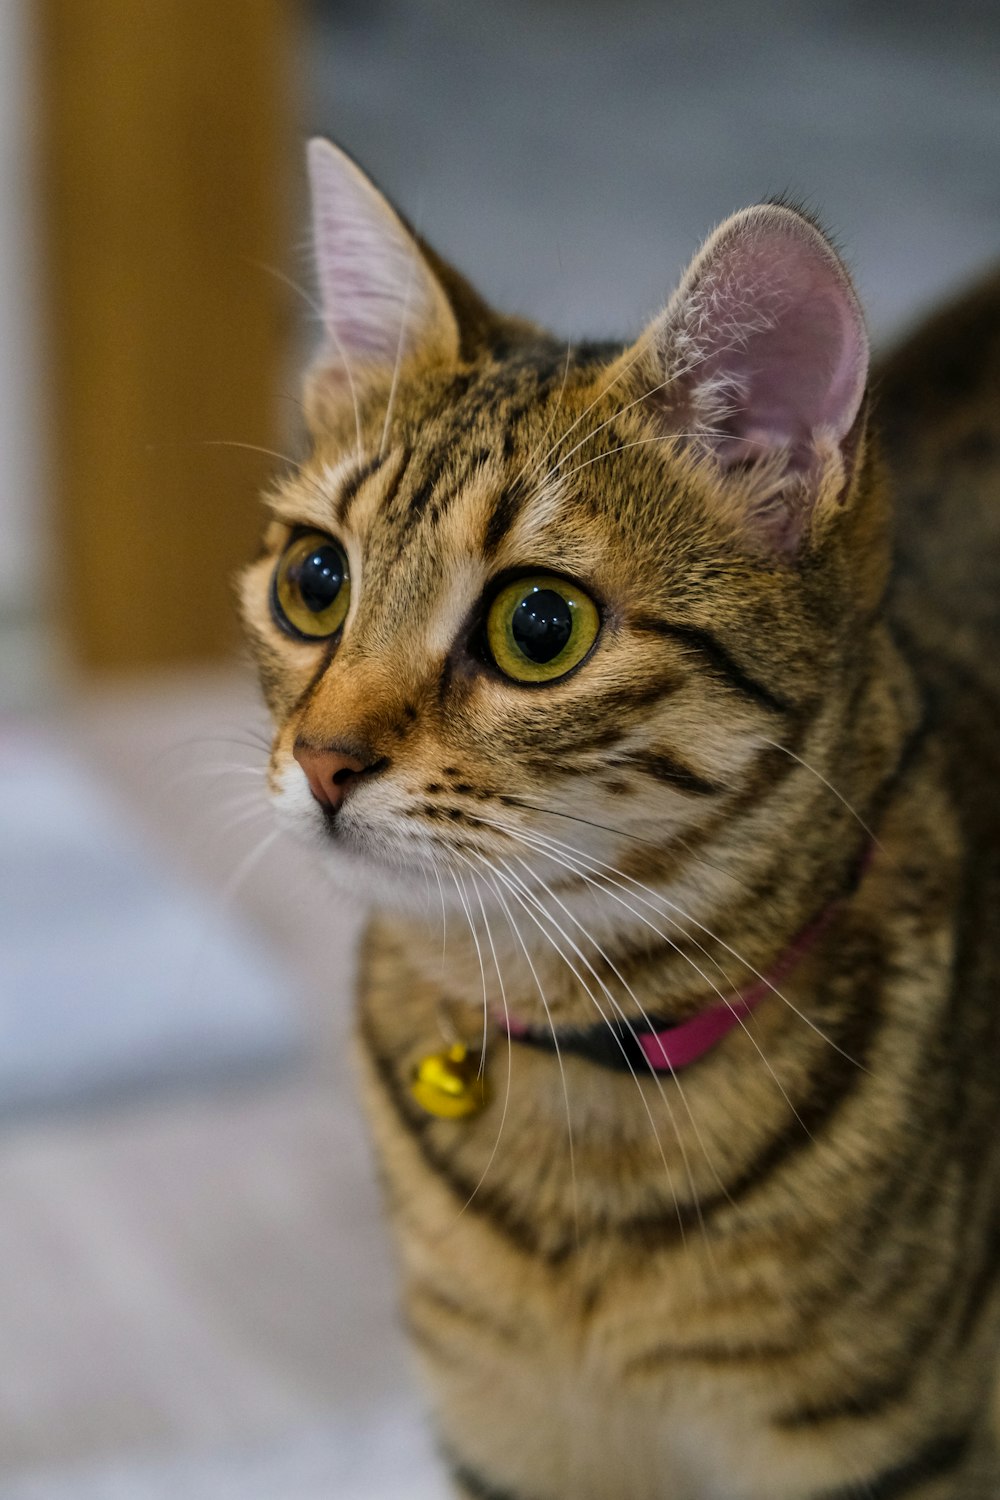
626 203 869 551
305 139 468 419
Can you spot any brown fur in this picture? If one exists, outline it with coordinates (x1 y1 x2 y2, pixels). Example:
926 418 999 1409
240 161 1000 1498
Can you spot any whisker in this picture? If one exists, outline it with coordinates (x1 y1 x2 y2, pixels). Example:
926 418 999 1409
501 793 754 899
481 813 865 1071
556 430 725 485
510 851 736 1195
163 763 268 793
509 853 726 1238
487 856 688 1245
484 809 735 997
758 737 884 851
432 863 448 975
506 339 574 494
526 329 754 494
209 784 270 813
158 730 272 761
321 309 365 465
468 868 504 1081
379 216 423 459
440 856 515 1226
474 854 580 1244
202 438 304 469
519 329 659 490
538 375 682 483
244 257 324 320
213 801 273 835
505 835 810 1157
217 827 281 907
451 868 490 1063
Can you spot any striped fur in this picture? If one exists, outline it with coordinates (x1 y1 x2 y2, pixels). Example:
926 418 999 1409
240 150 1000 1498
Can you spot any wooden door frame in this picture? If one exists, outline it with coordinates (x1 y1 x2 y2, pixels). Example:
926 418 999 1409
38 1 297 673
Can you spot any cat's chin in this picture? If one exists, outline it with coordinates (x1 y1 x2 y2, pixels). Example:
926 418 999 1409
308 841 443 915
267 762 718 943
267 768 461 915
311 828 459 914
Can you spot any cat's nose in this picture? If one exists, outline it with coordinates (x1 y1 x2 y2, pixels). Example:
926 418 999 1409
293 742 370 814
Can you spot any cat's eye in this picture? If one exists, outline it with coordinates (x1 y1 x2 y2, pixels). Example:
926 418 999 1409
485 574 600 683
271 530 351 640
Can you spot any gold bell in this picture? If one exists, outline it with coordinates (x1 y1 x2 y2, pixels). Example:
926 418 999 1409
411 1042 490 1120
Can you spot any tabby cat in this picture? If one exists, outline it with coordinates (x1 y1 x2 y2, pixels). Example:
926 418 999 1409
240 139 1000 1498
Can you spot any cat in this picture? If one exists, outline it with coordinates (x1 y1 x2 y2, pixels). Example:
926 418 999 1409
240 138 1000 1498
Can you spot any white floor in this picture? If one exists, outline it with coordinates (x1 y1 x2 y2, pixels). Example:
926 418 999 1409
0 1416 443 1500
0 725 299 1115
0 671 444 1497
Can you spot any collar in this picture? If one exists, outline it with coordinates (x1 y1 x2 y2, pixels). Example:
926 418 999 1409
503 847 872 1076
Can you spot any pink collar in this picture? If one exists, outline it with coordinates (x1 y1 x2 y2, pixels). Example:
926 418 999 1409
503 866 862 1075
634 901 837 1072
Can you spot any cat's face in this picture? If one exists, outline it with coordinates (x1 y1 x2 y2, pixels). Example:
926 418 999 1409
240 142 887 977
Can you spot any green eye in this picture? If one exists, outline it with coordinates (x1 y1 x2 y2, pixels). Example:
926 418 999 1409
486 574 600 683
272 530 351 640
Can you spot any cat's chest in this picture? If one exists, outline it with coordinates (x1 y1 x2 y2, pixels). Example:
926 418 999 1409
383 1141 801 1500
403 1232 783 1500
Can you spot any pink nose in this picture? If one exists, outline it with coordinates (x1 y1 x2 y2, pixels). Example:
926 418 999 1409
293 743 368 814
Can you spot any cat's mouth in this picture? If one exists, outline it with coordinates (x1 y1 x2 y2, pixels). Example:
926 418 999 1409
271 758 473 892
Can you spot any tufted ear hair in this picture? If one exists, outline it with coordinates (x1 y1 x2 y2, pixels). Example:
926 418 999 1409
630 203 869 551
305 139 463 414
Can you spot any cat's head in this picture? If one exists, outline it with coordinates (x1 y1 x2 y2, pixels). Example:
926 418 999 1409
240 140 891 964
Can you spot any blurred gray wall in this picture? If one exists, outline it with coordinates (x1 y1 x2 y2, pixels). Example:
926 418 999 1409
0 0 46 707
304 0 999 344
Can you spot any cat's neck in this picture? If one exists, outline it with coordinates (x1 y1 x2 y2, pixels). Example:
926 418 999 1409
401 620 922 1035
359 723 959 1263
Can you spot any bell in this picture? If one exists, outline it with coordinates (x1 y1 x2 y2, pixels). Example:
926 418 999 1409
411 1042 490 1120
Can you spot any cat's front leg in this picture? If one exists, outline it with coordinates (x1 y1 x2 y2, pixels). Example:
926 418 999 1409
441 1430 1000 1500
807 1428 998 1500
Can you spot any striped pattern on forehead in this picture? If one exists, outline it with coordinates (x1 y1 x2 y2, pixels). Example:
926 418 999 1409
376 342 620 541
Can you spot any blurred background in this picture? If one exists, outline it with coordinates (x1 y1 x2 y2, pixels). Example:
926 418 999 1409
0 1 997 1496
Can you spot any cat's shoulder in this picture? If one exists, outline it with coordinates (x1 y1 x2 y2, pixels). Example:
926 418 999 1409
878 266 1000 698
877 265 1000 459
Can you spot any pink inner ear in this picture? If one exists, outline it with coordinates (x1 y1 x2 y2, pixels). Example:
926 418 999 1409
307 139 453 374
313 192 415 363
688 223 868 468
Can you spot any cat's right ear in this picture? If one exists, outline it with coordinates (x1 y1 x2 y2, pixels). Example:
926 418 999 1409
619 203 869 553
305 139 461 424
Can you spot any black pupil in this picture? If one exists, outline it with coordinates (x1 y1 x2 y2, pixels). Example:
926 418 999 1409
295 544 344 614
511 588 573 664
